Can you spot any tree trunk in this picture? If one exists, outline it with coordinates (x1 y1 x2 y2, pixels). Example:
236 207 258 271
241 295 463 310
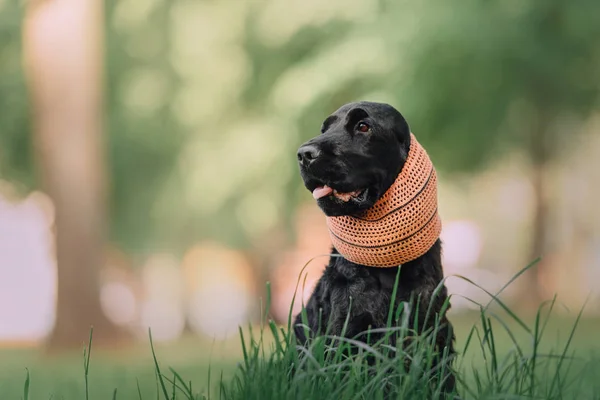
521 111 552 308
23 0 128 350
525 160 549 305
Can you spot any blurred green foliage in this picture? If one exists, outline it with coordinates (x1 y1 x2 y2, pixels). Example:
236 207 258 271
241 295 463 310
0 0 30 188
0 0 599 255
395 0 600 171
104 0 186 252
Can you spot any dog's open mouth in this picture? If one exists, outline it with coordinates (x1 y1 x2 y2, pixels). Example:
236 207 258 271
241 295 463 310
312 186 366 202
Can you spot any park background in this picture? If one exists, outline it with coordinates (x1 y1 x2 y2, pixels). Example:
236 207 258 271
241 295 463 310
1 0 600 397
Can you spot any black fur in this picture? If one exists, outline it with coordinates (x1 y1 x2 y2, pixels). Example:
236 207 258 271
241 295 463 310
294 101 456 394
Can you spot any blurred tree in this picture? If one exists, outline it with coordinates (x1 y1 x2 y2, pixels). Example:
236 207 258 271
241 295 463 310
2 0 386 256
1 0 185 254
158 1 388 254
103 0 184 253
0 0 31 187
4 0 598 314
23 0 128 348
386 0 600 305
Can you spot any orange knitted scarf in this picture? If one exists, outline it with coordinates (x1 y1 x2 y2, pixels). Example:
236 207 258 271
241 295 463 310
326 133 441 267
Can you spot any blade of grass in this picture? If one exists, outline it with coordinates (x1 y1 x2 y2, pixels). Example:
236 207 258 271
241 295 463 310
489 312 525 359
83 326 93 400
529 299 545 396
149 328 171 400
219 370 224 400
453 274 532 334
287 254 337 333
169 368 194 399
172 372 177 400
23 368 30 400
155 369 160 400
136 378 143 400
549 296 589 397
207 364 211 400
536 295 558 346
239 326 249 368
162 374 194 399
386 267 402 328
483 258 541 310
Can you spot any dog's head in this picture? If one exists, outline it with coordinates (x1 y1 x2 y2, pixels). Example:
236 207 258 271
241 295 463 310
297 101 411 217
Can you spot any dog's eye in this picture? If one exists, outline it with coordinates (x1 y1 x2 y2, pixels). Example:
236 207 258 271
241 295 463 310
357 122 370 133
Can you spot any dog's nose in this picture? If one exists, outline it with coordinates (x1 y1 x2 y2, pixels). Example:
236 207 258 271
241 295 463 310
297 145 321 166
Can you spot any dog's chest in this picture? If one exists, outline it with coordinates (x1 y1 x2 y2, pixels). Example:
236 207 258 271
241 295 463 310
320 260 399 328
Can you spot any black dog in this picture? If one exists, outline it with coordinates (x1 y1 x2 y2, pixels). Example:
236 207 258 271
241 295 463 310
293 101 456 394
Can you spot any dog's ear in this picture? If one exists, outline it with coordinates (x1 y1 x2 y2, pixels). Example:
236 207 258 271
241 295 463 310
388 108 411 158
371 102 410 148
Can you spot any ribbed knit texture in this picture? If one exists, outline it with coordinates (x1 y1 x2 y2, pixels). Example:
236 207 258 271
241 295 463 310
326 133 441 267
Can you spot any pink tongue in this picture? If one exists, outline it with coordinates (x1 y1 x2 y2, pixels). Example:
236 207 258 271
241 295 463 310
312 186 333 200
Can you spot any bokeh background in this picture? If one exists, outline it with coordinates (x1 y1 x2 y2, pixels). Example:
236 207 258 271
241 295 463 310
1 0 600 397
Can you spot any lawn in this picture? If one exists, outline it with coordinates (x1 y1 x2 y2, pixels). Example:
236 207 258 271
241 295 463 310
0 333 242 399
1 310 600 399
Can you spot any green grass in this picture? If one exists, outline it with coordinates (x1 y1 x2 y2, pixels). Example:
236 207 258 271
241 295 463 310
1 315 599 399
1 267 600 399
0 335 240 399
218 272 600 400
